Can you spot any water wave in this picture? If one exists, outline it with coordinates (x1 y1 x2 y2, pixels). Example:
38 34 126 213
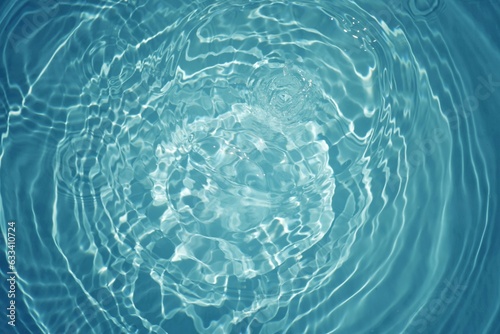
0 0 498 333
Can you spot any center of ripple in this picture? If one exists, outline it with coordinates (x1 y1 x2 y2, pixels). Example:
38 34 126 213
248 64 315 126
150 104 335 282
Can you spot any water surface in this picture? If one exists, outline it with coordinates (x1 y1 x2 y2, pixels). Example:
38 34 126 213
0 1 499 333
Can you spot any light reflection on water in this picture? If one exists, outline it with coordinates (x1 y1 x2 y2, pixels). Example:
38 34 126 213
0 0 499 333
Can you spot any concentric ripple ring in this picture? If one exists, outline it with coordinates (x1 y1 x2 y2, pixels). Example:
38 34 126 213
0 1 498 334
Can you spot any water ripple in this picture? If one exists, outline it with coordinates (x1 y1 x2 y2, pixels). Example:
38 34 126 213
0 0 498 333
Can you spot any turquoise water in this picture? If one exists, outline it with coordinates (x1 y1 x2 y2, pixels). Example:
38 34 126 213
1 0 499 333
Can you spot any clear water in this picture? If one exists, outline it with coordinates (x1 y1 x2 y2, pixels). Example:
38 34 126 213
0 0 499 333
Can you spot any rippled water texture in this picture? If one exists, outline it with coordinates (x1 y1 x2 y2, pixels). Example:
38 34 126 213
1 0 499 333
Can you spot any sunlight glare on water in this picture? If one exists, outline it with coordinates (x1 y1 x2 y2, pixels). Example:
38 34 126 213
0 0 499 333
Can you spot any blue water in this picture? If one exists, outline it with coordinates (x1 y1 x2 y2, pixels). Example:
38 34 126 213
1 0 499 333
